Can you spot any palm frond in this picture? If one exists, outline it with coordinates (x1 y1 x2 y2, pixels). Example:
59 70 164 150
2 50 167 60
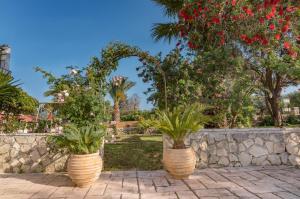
151 23 180 43
152 0 184 17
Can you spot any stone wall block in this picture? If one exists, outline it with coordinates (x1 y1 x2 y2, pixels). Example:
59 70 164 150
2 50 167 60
288 155 300 166
239 143 246 152
280 152 289 164
214 134 226 142
273 143 285 154
239 152 252 166
243 139 254 148
255 137 264 146
0 144 10 154
265 142 274 153
229 142 238 153
249 145 268 158
268 155 281 165
252 155 267 165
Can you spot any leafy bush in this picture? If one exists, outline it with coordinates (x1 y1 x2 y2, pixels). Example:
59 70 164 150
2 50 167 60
0 115 23 133
285 115 300 125
257 115 274 127
48 124 105 154
121 110 155 121
143 104 210 149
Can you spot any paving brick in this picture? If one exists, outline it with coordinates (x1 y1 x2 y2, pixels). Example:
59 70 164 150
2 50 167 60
257 193 282 199
195 188 233 197
274 191 300 199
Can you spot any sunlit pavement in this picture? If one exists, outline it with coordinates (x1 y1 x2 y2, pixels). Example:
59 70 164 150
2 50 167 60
1 166 300 199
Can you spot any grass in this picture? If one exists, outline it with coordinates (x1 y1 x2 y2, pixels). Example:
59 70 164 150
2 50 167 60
104 134 163 171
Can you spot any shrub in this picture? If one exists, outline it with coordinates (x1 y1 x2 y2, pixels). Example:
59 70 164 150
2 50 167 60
48 124 105 154
143 104 210 149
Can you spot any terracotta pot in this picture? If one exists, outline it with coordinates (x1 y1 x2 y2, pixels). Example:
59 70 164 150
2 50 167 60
163 147 196 179
67 152 102 187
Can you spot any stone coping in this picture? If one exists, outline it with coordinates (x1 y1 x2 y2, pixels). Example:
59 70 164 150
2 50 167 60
194 127 300 134
0 133 58 136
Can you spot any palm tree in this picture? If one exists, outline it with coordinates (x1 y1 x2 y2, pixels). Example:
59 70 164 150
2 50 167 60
151 0 184 42
0 72 19 101
108 76 135 122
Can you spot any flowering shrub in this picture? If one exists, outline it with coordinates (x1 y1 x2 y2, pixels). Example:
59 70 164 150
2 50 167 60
178 0 299 58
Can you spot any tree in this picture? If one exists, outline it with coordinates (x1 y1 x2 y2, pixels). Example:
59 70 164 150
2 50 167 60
108 76 135 122
0 72 37 115
138 48 202 110
153 0 300 126
120 94 141 113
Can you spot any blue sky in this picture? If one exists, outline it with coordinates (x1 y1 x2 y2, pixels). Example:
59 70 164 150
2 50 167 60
0 0 175 109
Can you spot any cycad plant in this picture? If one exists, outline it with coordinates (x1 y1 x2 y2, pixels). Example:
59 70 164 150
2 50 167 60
108 76 135 122
146 103 210 149
48 124 105 154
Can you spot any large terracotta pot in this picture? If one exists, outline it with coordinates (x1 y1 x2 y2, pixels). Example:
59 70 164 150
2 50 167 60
163 147 196 179
67 152 102 187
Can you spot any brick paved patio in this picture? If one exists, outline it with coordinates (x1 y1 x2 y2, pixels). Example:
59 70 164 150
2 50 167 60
1 166 300 199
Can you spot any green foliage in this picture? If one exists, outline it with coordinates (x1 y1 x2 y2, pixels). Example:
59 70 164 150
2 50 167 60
48 124 105 154
258 116 275 127
0 115 25 134
287 92 300 107
285 115 300 126
0 72 19 100
138 49 202 109
144 104 209 149
108 77 135 105
151 0 183 42
36 62 110 126
0 72 38 116
120 110 155 121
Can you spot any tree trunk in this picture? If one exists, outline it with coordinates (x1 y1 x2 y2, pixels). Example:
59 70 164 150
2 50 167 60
229 113 238 128
263 69 283 127
113 101 120 122
266 95 282 127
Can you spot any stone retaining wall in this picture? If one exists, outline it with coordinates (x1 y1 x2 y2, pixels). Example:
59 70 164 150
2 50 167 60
163 128 300 168
0 134 103 173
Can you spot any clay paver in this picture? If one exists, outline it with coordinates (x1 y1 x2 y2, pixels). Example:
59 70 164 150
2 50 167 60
1 166 300 199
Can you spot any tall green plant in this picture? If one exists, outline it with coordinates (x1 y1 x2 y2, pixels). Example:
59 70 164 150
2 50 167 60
145 104 209 149
0 72 19 101
48 124 105 154
108 76 135 122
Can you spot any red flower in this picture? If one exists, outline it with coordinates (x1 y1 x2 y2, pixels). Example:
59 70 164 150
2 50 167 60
211 17 220 24
259 17 265 24
242 6 254 16
231 0 236 6
282 24 289 33
284 41 291 49
289 50 298 59
279 6 284 16
261 38 268 45
275 34 281 40
269 24 275 30
240 34 247 41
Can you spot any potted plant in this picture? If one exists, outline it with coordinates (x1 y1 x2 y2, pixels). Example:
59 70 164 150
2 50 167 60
48 124 105 187
147 104 209 179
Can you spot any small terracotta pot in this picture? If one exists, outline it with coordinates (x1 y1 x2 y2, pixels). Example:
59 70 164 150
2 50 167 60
163 147 196 179
67 152 102 187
